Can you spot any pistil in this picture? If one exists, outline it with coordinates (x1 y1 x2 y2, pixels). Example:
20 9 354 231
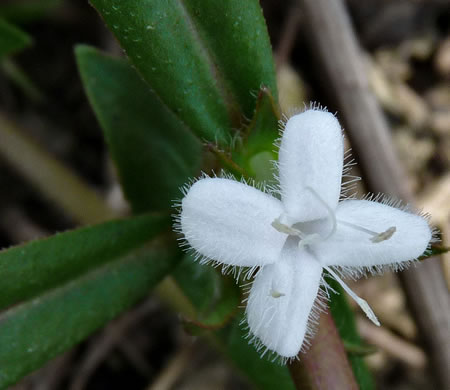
304 187 337 239
325 266 380 326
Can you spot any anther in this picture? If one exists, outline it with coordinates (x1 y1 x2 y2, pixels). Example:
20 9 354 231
371 227 396 243
271 218 306 238
271 218 320 248
270 289 285 298
338 220 397 243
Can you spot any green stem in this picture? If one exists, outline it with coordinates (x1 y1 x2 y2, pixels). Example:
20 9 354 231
0 113 119 225
1 59 46 103
154 276 197 320
207 142 250 179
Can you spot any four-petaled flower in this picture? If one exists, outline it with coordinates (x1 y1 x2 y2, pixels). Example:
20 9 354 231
177 108 432 360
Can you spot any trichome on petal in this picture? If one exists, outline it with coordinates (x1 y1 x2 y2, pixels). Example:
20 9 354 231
175 107 434 361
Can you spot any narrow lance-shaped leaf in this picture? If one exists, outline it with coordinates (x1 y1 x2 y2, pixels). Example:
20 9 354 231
76 45 202 213
0 213 170 310
90 0 277 144
0 17 31 58
0 241 180 389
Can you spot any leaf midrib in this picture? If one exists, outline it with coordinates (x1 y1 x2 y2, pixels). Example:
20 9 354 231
177 0 242 129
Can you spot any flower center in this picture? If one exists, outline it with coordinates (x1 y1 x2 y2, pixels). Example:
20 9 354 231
272 186 397 248
270 189 396 327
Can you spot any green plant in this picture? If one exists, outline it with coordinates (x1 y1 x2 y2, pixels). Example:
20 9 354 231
0 2 444 389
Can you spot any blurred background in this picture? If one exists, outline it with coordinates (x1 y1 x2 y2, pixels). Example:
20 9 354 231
0 0 449 389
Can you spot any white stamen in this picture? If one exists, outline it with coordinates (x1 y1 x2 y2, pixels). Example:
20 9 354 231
324 266 381 326
338 220 396 243
271 218 321 248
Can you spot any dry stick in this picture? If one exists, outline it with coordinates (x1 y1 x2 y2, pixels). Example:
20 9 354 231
146 344 195 390
0 206 49 243
297 0 450 388
69 299 159 390
275 4 302 69
32 352 76 390
418 173 450 288
357 317 426 370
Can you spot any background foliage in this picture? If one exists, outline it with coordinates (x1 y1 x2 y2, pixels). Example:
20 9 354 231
0 0 448 389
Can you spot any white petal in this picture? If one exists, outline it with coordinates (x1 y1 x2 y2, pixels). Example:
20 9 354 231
246 237 323 358
180 177 286 267
278 109 344 222
314 200 432 268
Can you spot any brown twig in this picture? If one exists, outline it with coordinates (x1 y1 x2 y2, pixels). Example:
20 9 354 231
146 343 195 390
357 317 426 369
297 0 450 387
9 351 75 390
275 4 303 69
418 173 450 288
0 206 49 243
117 340 154 379
68 299 158 390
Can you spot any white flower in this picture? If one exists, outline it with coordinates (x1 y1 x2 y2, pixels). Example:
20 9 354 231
177 108 432 360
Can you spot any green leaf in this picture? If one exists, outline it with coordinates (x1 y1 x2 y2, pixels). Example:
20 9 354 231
0 213 170 310
0 17 31 58
1 59 45 103
76 45 202 213
173 256 240 329
90 0 277 144
178 1 278 119
327 277 375 390
0 242 179 389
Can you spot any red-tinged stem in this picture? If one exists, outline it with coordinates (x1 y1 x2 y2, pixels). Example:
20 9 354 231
288 310 358 390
